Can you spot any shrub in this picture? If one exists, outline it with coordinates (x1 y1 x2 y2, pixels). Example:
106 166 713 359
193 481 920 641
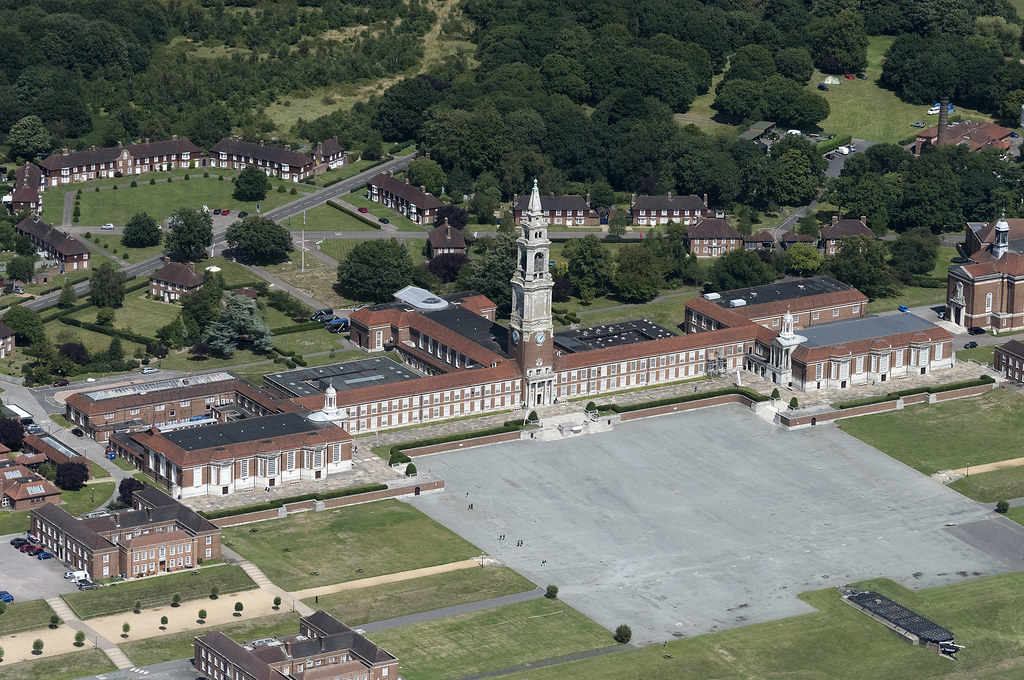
172 592 182 606
133 599 142 613
76 189 82 196
160 615 168 628
405 462 417 476
49 614 61 628
167 177 172 183
545 584 559 599
150 178 156 185
389 447 412 466
210 585 220 599
130 180 137 187
527 410 539 423
32 638 43 653
614 624 632 643
234 601 244 615
198 609 207 622
789 397 799 409
95 186 100 192
72 215 79 222
771 388 780 399
204 171 210 178
74 630 86 646
112 184 118 190
83 232 92 239
273 596 282 609
219 175 224 181
277 184 287 193
73 206 80 217
996 500 1010 513
184 174 190 180
585 401 597 412
122 623 130 637
290 187 297 194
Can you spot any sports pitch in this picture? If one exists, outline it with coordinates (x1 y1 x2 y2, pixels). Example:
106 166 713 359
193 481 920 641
407 405 1024 644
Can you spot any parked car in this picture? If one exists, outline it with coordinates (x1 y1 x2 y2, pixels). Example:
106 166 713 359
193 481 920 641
37 552 54 560
378 217 390 224
358 207 369 213
101 223 115 230
77 580 98 591
26 424 44 435
311 308 333 322
817 83 828 91
825 153 836 160
65 570 88 580
213 208 222 215
71 427 85 437
53 379 69 387
967 327 986 335
844 73 855 79
326 318 349 333
352 304 368 312
856 73 867 79
10 538 29 547
964 341 979 349
836 146 851 155
951 256 968 264
911 122 925 128
19 544 37 552
141 366 159 374
238 211 249 218
221 209 230 215
0 591 13 603
897 305 910 313
1011 132 1020 138
25 546 43 556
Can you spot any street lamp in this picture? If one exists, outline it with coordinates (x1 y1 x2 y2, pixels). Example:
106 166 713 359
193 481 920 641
966 463 970 478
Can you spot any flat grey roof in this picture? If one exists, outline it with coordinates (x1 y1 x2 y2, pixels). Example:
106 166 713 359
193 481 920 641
706 276 854 310
421 305 509 359
162 412 323 451
555 320 677 353
82 372 235 403
800 314 938 349
263 358 420 398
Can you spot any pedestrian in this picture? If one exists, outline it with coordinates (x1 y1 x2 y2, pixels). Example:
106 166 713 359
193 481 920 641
466 492 469 497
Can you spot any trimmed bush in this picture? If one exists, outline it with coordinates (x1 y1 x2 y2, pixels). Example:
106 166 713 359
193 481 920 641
833 375 995 409
996 500 1010 513
130 180 137 187
789 397 799 409
150 178 156 185
614 624 632 644
585 401 597 412
277 185 286 193
817 135 853 153
198 483 388 520
184 174 190 180
405 463 417 476
770 388 780 399
527 410 539 422
545 584 559 599
112 184 118 190
604 387 769 414
271 321 324 335
204 171 210 178
95 186 100 192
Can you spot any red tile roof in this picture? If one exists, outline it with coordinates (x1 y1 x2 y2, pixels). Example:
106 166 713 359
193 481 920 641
688 218 741 240
368 173 443 209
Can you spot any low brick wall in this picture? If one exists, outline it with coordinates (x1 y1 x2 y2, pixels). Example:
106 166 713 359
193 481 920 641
402 431 523 457
934 383 993 401
210 480 445 528
617 394 754 421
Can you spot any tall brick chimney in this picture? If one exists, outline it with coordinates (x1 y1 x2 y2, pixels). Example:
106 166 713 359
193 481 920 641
937 97 950 146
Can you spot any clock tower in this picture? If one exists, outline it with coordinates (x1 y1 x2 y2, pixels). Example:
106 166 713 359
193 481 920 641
509 179 556 406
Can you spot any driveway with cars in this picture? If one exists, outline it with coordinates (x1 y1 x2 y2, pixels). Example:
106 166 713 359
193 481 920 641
0 534 82 600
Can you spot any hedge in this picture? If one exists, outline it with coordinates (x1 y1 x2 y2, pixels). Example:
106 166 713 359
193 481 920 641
389 420 530 454
604 386 769 413
327 200 381 229
817 135 853 154
198 483 388 520
833 374 994 409
59 317 156 345
41 278 148 324
271 321 323 335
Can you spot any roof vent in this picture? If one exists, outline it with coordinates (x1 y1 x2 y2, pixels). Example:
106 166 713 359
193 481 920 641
729 299 747 307
703 292 721 300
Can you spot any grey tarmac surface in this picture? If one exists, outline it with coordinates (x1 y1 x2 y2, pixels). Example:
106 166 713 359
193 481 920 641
407 404 1019 645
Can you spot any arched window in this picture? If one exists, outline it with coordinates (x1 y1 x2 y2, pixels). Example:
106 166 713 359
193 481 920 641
534 252 544 273
986 292 993 312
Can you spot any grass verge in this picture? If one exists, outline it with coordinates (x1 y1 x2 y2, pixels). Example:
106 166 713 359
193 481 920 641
222 500 481 592
0 649 115 680
948 466 1024 503
0 599 59 635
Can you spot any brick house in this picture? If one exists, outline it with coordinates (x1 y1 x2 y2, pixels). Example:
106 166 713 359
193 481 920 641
3 163 44 214
511 194 598 226
64 372 290 442
744 231 775 250
630 193 712 226
365 171 443 225
14 216 90 272
149 259 204 301
914 120 1013 156
210 137 314 182
820 215 873 255
108 412 352 498
195 611 398 680
312 136 347 171
0 461 60 511
38 137 200 187
22 433 92 475
687 218 742 258
779 230 816 250
994 339 1024 383
426 219 467 258
0 322 13 359
31 486 221 579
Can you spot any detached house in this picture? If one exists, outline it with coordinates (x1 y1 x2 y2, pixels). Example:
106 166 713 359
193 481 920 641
630 193 712 226
820 215 873 254
39 137 200 186
511 194 598 226
3 163 44 214
366 171 443 225
779 230 816 250
14 216 90 272
312 136 347 171
150 259 204 301
0 460 60 511
210 137 314 182
687 218 742 258
427 219 467 258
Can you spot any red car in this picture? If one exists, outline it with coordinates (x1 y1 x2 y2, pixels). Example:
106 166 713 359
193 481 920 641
221 209 230 216
19 544 37 553
358 207 369 213
844 74 855 79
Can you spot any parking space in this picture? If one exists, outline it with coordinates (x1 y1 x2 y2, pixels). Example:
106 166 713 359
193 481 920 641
0 532 82 601
409 405 1019 644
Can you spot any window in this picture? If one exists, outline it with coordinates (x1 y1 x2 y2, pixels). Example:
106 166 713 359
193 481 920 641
832 309 839 317
986 292 993 312
155 405 165 412
852 305 860 314
811 312 819 320
206 548 212 558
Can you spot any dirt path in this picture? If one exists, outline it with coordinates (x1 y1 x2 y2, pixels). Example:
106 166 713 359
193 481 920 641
952 456 1024 476
288 558 483 600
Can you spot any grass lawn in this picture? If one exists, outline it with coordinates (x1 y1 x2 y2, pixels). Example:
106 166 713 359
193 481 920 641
0 599 59 635
312 159 382 186
88 465 111 479
948 466 1024 502
69 292 180 339
282 203 378 231
271 330 347 356
866 286 947 314
492 573 1024 680
222 500 482 591
111 456 136 472
63 565 257 620
44 320 146 357
319 237 426 265
76 176 302 226
807 36 994 143
569 293 697 331
0 510 30 534
303 567 535 627
1004 505 1024 527
929 247 959 278
119 611 301 667
957 343 995 365
0 649 116 680
157 346 267 372
21 251 117 296
340 194 428 232
368 598 612 680
61 482 116 515
837 389 1018 474
197 256 262 289
673 72 742 134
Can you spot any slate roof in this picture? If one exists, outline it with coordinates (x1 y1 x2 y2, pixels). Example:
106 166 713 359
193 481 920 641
40 138 200 171
821 218 873 240
210 138 313 170
0 323 13 339
779 230 816 244
688 277 866 321
31 503 115 551
15 216 89 256
997 339 1024 357
316 136 344 157
367 172 443 209
198 632 286 680
745 230 775 243
512 195 590 212
688 218 741 240
631 194 708 212
11 163 42 204
150 262 204 288
790 315 952 364
428 220 466 251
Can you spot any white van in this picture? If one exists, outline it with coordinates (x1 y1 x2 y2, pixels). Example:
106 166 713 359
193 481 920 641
836 146 851 155
64 570 88 581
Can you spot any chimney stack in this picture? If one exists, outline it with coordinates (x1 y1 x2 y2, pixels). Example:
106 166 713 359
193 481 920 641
172 134 178 141
630 193 636 205
703 193 708 207
860 215 866 225
667 190 673 198
420 185 426 193
445 218 451 238
284 145 291 152
404 178 409 184
832 215 838 225
937 97 950 146
424 151 430 160
144 138 150 144
585 192 591 205
388 170 393 177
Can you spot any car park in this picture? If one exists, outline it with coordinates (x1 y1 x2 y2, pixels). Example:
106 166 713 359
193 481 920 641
11 538 29 548
101 223 115 230
898 305 910 313
379 217 390 224
37 552 54 560
25 546 43 556
964 341 979 349
71 427 85 437
52 379 69 387
0 591 13 603
358 207 369 213
967 327 986 335
19 544 37 553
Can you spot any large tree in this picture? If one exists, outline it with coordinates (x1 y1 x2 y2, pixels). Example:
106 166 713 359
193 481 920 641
90 263 127 309
232 165 271 202
165 208 213 261
337 239 414 303
181 273 224 340
613 244 664 303
54 462 89 491
407 158 447 196
709 249 776 291
6 254 35 282
3 305 45 346
824 235 900 299
455 234 518 315
203 295 273 358
7 115 52 162
0 418 24 451
225 216 293 265
57 280 77 309
785 243 824 277
889 227 940 283
563 234 613 302
121 212 161 249
118 477 146 505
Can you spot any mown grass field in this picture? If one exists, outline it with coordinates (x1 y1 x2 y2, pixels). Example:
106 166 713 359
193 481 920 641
368 598 612 680
0 649 116 680
341 194 429 232
62 565 256 619
320 237 427 265
837 389 1019 473
69 292 180 339
957 343 996 366
866 286 947 314
0 599 59 635
805 36 997 143
222 500 482 591
282 203 378 231
949 466 1024 503
303 567 536 626
492 573 1024 680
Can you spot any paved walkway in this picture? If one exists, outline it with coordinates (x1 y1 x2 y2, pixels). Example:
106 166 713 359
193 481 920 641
952 456 1024 476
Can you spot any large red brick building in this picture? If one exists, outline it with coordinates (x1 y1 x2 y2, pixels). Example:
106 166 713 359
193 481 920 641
39 137 201 186
630 193 712 226
3 163 44 214
365 171 443 225
947 214 1024 332
14 216 91 272
512 193 598 226
210 137 315 182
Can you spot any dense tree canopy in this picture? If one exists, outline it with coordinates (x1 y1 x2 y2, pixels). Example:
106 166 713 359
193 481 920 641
337 239 414 303
121 212 161 249
225 216 294 265
232 166 271 202
90 263 127 309
165 208 213 262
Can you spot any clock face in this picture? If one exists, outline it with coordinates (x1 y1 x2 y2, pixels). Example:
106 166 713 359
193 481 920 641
536 332 546 345
512 330 520 345
536 358 543 366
